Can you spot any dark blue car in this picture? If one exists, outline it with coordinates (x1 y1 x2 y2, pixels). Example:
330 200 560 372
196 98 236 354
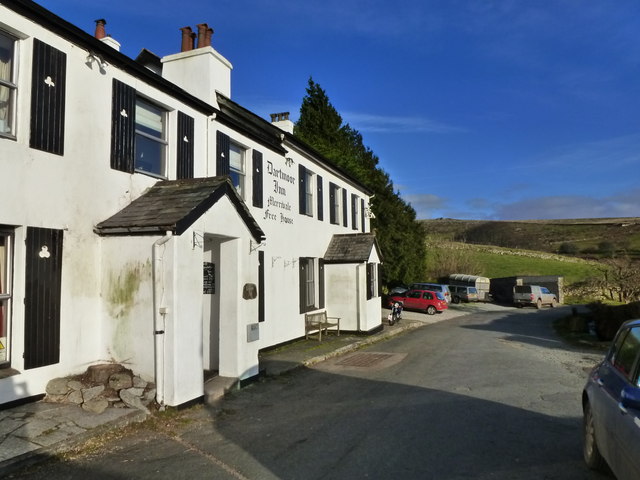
583 319 640 480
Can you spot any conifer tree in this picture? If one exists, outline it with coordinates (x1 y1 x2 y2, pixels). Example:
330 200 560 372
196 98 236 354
294 78 426 287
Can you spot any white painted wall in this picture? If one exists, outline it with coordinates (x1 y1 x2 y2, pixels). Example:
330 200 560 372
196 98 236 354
162 47 232 104
0 3 381 407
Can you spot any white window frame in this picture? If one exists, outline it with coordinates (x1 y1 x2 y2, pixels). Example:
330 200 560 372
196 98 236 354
304 257 315 310
352 194 359 231
134 97 167 177
0 229 13 367
368 262 378 299
330 184 342 225
304 169 314 216
229 142 246 198
0 30 18 139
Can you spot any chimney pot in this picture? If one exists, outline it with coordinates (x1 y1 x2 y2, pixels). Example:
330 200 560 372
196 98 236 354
94 19 107 39
205 27 214 47
196 23 209 48
180 26 194 52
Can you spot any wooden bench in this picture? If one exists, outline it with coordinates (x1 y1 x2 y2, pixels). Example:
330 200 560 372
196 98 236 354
305 311 340 341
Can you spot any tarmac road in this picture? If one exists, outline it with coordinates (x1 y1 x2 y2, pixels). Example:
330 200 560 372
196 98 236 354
9 305 610 479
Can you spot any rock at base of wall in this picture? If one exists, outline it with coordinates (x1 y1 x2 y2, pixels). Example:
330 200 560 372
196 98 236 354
46 378 71 396
45 364 156 415
82 397 109 414
87 364 126 384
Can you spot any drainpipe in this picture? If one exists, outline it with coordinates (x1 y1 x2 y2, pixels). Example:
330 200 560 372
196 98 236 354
356 263 362 332
153 231 173 408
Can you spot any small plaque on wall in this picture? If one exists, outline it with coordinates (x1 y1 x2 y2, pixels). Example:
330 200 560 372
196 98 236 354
247 323 259 342
203 262 215 294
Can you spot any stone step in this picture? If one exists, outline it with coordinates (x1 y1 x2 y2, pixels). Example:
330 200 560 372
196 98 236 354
203 376 238 405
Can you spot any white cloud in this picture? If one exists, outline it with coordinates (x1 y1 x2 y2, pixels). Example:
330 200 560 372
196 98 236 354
492 189 640 220
535 134 640 171
403 193 447 217
344 112 465 134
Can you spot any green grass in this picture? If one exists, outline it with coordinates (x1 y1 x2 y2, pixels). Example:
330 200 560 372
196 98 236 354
424 243 603 285
471 250 601 283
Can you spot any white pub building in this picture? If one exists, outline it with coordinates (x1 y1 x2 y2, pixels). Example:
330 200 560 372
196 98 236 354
0 0 383 407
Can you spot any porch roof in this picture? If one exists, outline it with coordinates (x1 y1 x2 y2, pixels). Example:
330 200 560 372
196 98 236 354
94 176 265 241
323 233 383 263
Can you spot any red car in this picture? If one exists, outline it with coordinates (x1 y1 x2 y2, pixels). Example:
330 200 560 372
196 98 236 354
388 289 448 315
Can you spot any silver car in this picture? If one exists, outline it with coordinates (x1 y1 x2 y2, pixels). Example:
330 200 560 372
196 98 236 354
513 285 557 309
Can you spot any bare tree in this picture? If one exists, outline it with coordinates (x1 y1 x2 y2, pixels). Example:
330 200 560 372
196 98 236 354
602 257 640 302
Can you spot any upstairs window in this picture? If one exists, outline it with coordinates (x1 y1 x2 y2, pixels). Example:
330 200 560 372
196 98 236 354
135 98 167 176
0 31 17 138
329 183 341 225
351 194 359 230
229 142 245 197
299 165 314 217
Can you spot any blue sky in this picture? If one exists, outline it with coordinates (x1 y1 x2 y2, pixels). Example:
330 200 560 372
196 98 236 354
36 0 640 220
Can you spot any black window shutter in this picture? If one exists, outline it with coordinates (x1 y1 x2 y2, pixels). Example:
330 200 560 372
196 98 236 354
24 227 63 369
361 198 366 233
258 251 265 322
329 183 337 224
176 111 194 179
253 150 263 208
298 164 306 215
299 258 306 314
318 258 325 309
30 39 66 155
378 264 383 297
216 130 230 176
317 175 324 221
366 263 373 300
351 194 358 230
110 79 135 173
342 189 348 227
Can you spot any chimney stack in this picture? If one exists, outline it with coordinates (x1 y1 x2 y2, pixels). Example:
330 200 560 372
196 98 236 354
94 19 106 39
270 112 294 134
93 18 120 51
162 21 232 103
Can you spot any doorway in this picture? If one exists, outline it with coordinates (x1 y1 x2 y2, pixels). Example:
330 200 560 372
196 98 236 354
203 235 221 380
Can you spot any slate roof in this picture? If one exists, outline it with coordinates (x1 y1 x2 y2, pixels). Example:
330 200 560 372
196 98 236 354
323 233 382 263
95 176 265 241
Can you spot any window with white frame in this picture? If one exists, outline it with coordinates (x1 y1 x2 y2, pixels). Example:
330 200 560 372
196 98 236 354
329 183 342 225
299 165 315 217
0 31 17 137
229 142 245 197
367 263 379 300
304 169 314 216
303 257 315 310
135 98 167 176
351 193 359 230
0 230 12 366
299 257 324 313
